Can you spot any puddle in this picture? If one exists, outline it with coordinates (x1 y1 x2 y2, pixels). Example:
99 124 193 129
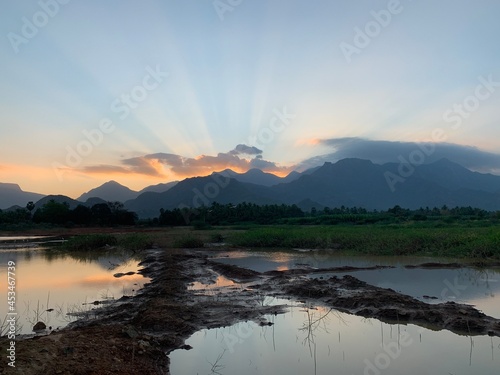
170 298 500 375
189 274 240 292
0 245 149 335
211 249 500 318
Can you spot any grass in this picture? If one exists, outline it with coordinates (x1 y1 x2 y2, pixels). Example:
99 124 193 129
116 233 154 251
62 233 155 252
172 235 205 248
226 225 500 259
63 234 118 251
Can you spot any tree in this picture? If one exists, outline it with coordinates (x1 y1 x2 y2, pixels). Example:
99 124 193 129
32 200 70 224
70 205 93 225
26 201 35 217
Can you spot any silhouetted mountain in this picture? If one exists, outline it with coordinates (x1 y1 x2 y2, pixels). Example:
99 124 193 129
414 158 500 193
34 195 82 210
215 168 300 186
84 197 108 206
273 158 500 210
125 175 280 218
138 181 178 194
124 158 500 218
0 183 45 209
78 181 139 202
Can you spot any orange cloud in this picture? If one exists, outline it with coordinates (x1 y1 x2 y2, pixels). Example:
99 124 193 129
295 138 321 146
80 145 294 180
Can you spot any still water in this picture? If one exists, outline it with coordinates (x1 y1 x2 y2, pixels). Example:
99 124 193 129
171 249 500 375
0 236 148 335
171 299 500 375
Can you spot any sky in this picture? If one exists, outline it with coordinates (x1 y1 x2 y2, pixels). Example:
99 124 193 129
1 0 500 198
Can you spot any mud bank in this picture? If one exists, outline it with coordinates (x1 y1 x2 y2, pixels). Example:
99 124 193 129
2 249 499 374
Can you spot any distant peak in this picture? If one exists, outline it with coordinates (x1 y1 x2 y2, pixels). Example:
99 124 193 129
336 158 373 165
0 183 22 191
104 180 121 185
245 168 266 174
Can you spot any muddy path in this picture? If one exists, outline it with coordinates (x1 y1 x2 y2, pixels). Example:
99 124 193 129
2 249 499 375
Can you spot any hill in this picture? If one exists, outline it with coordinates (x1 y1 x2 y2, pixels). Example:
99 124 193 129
0 183 45 209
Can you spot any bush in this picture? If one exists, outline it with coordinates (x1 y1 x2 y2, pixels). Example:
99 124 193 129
173 235 205 248
63 234 118 251
210 233 224 243
117 233 154 251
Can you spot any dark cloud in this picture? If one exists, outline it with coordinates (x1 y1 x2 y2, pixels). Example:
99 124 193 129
249 158 283 171
296 137 500 174
229 144 263 156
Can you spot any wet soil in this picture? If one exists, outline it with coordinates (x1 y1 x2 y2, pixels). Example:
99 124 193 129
2 249 499 374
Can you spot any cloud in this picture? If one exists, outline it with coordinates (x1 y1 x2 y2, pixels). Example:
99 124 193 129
296 137 500 174
82 144 290 179
229 144 263 156
83 161 163 177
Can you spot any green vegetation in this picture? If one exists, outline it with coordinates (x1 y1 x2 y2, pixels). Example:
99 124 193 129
227 225 500 259
172 235 205 248
117 233 154 251
63 234 118 251
0 200 138 229
154 202 500 227
62 233 154 252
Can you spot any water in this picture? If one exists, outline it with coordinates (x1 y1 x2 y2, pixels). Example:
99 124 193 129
211 249 500 317
0 237 149 335
170 299 500 375
171 250 500 374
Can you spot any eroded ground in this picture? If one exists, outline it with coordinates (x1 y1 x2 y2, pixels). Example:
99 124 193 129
2 248 499 374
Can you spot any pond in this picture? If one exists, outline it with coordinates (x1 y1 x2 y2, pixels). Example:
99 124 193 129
171 249 500 375
0 236 149 335
170 298 500 375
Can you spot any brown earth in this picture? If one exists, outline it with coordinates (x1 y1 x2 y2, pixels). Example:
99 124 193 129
1 248 499 375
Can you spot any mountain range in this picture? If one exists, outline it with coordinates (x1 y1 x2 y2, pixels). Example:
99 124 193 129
2 159 500 218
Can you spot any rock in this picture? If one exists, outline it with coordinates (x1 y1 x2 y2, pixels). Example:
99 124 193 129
138 340 150 350
113 272 125 278
123 326 139 339
258 321 274 326
33 321 46 331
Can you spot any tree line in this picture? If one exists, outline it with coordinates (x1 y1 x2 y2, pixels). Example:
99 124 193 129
154 202 500 226
2 200 499 228
0 200 137 226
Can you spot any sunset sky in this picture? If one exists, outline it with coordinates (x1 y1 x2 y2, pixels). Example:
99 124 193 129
1 0 500 198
